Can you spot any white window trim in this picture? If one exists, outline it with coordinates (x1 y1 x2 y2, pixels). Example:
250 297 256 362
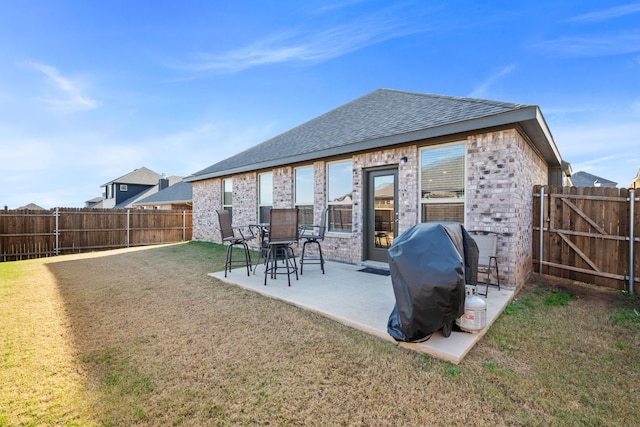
326 159 353 234
222 178 232 209
294 165 314 207
258 172 273 222
294 165 315 226
419 141 467 224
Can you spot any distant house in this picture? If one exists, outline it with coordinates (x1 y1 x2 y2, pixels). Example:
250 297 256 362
630 169 640 190
17 203 46 210
134 180 192 210
101 167 163 208
571 171 617 188
186 88 569 289
84 197 104 208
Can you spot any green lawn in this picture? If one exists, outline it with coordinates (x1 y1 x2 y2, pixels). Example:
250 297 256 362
1 242 638 426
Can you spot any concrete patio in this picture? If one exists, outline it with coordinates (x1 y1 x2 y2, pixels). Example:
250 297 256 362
210 260 514 364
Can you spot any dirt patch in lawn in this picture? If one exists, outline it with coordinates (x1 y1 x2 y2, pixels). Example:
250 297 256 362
530 273 627 308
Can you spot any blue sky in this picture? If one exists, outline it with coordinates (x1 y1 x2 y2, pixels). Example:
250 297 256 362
1 1 639 208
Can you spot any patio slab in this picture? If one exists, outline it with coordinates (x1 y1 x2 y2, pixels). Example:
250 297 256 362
209 261 514 364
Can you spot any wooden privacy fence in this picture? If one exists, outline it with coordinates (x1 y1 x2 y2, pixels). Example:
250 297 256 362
533 185 639 293
0 208 193 262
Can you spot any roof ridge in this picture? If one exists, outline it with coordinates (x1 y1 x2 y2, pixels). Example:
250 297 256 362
102 166 162 186
188 88 548 181
377 88 531 109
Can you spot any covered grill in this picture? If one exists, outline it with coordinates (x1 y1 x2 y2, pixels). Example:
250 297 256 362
387 222 479 341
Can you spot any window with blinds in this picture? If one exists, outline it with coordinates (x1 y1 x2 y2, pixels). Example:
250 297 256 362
420 143 465 224
222 178 233 220
259 172 273 223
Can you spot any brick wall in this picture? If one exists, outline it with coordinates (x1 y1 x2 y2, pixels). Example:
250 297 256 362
273 167 293 208
234 172 258 230
466 129 548 288
192 179 221 241
192 172 258 242
192 128 549 289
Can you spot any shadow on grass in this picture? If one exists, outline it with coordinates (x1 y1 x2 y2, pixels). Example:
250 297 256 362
44 242 233 424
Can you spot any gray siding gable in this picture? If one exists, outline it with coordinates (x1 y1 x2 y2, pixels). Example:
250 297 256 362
188 88 551 181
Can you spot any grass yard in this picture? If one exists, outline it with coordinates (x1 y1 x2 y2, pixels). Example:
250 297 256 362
1 242 639 426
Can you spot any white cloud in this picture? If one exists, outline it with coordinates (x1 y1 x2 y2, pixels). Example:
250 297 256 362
468 64 516 98
569 153 640 187
173 12 422 74
310 0 368 15
0 111 282 209
0 138 57 171
532 30 640 57
554 122 639 155
551 118 640 187
24 61 100 111
564 4 640 23
151 120 279 174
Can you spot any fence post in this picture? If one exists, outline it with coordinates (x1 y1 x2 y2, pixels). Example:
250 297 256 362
182 210 186 242
539 186 545 274
630 189 635 294
126 209 130 248
55 208 60 255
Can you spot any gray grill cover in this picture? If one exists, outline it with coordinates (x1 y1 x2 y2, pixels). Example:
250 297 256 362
387 222 479 342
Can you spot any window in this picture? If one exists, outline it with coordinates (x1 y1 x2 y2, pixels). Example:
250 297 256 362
120 184 128 191
295 166 314 226
327 160 353 232
258 172 273 223
222 178 232 220
420 143 465 224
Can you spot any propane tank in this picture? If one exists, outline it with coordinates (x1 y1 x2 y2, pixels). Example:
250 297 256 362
456 285 487 333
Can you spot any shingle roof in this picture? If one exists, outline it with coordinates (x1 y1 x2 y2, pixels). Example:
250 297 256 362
134 181 192 206
17 203 46 210
571 171 617 187
102 167 162 187
188 88 559 181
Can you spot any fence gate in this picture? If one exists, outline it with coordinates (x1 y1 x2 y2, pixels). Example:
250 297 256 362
533 185 639 293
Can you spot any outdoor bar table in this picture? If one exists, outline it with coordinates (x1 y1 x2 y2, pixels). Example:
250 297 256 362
249 223 270 273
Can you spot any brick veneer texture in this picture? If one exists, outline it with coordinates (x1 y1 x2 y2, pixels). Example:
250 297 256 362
192 128 549 290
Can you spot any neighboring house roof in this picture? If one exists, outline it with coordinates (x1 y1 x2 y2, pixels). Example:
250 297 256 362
571 171 617 188
115 176 187 208
85 197 104 208
186 88 562 182
17 203 46 210
421 155 464 193
134 181 193 207
376 183 394 199
166 175 184 186
102 166 162 187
